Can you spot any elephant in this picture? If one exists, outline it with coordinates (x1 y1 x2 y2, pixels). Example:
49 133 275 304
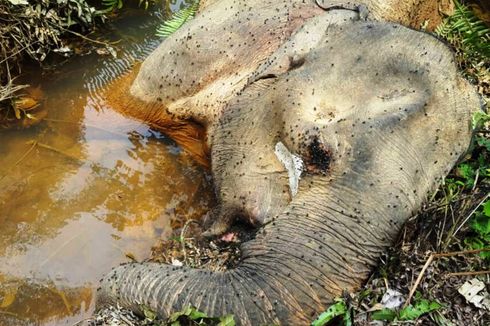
97 0 481 325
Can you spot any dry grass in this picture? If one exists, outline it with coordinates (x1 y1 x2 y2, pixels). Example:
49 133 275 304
0 0 103 123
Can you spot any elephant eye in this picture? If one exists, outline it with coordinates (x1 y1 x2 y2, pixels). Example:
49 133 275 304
305 137 331 175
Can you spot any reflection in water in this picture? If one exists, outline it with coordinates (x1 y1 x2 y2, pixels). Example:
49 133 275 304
0 3 212 325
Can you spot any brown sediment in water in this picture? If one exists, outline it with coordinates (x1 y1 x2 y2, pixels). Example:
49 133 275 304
0 56 214 325
102 63 210 168
0 85 47 129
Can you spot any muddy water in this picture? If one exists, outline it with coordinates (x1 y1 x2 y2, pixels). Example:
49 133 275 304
0 4 212 325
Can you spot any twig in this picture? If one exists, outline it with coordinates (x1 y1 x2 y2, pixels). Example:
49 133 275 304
71 317 92 326
405 253 434 308
55 25 120 47
433 248 490 258
0 40 40 65
0 310 19 317
180 219 198 264
404 248 490 307
471 168 479 191
422 193 472 211
446 270 490 277
0 80 29 102
0 140 37 182
383 277 389 291
35 141 83 164
44 118 127 137
453 193 490 237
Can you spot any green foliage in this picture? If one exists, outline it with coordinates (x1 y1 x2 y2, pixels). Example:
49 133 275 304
156 1 199 37
168 306 235 326
465 200 490 260
435 0 489 89
371 294 442 322
102 0 124 12
311 299 351 326
101 0 155 12
447 109 490 259
445 111 490 191
477 136 490 152
140 305 235 326
435 0 490 61
472 111 490 130
457 163 477 188
398 299 442 321
371 308 397 321
143 305 159 322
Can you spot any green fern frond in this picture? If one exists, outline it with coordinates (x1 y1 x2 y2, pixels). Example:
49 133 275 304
102 0 123 12
156 1 199 38
435 0 490 60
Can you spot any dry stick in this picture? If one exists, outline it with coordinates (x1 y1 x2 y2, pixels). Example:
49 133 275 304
404 248 490 307
453 193 490 238
447 270 490 277
471 168 479 191
405 254 435 308
55 24 121 47
0 81 29 102
180 219 199 264
71 317 93 326
0 310 18 318
35 142 84 164
0 40 40 65
44 118 128 137
0 140 37 182
433 248 490 258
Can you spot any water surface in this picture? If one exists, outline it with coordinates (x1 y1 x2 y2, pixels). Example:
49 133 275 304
0 3 212 325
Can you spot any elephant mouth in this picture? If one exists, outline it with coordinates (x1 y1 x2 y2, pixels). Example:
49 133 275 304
156 219 259 271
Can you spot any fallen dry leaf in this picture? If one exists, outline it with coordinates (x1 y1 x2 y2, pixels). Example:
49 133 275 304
458 278 490 310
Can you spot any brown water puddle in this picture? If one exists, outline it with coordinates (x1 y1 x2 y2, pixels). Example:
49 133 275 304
0 5 213 325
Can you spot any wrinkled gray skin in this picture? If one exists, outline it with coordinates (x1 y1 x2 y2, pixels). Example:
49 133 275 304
98 1 481 325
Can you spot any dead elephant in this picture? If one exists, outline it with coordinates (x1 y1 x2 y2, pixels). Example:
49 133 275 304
97 1 481 325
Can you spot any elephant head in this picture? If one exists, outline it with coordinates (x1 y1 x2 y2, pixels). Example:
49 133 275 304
97 5 481 325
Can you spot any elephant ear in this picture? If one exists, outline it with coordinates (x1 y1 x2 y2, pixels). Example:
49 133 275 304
315 0 369 19
248 9 360 84
270 18 481 227
129 0 325 125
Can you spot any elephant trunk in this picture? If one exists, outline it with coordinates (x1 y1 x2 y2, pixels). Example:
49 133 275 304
98 182 399 325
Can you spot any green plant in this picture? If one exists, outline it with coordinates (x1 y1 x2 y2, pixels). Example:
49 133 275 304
445 111 490 190
169 307 234 326
101 0 155 12
156 0 199 37
311 298 352 326
371 293 442 322
472 111 490 130
141 305 235 326
102 0 124 11
435 0 489 91
435 0 490 61
465 200 490 260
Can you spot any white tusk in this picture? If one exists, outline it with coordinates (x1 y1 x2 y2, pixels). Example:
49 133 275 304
274 142 305 197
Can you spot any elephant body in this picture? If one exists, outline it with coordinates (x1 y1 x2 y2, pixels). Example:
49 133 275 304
98 1 481 325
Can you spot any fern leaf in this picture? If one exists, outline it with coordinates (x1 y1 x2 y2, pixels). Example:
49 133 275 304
102 0 123 12
436 0 490 60
156 1 199 38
